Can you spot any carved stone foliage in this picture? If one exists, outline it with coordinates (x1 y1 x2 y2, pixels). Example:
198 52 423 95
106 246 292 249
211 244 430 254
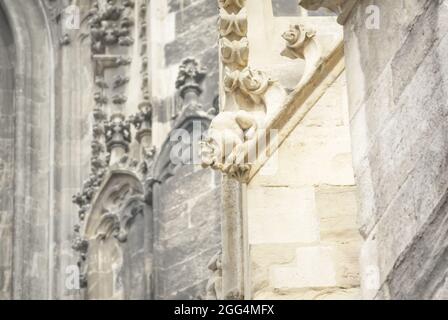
130 102 152 143
200 0 251 183
175 58 207 101
281 24 321 87
220 38 249 69
72 0 155 295
219 8 248 38
281 24 316 60
73 0 139 224
88 0 135 54
218 0 246 11
201 0 287 183
224 67 276 108
104 114 132 153
172 58 208 122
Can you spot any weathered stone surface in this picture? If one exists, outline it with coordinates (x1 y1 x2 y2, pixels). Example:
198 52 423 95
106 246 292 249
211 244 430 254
344 0 432 111
346 0 448 299
175 0 217 35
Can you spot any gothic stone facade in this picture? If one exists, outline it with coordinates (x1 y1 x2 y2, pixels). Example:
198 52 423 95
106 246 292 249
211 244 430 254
1 0 448 300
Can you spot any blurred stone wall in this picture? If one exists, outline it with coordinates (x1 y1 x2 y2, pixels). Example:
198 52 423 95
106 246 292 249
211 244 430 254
344 0 448 299
0 4 14 301
149 0 222 299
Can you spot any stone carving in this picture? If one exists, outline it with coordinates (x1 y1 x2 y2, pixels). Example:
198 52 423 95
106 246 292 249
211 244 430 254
104 114 131 153
88 0 135 54
201 0 288 183
281 24 321 87
205 251 223 300
201 110 255 166
220 37 249 69
281 24 316 60
224 67 280 109
175 58 207 101
219 8 247 38
96 194 145 242
130 102 152 142
173 58 207 120
201 66 285 182
77 169 146 292
138 0 149 137
218 0 246 10
140 146 157 177
72 0 157 297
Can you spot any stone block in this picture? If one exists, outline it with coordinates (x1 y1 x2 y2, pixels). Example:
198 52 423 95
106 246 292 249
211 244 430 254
344 0 432 109
158 218 220 268
157 246 220 297
247 186 320 244
315 186 360 242
270 246 338 289
356 31 448 234
161 169 215 212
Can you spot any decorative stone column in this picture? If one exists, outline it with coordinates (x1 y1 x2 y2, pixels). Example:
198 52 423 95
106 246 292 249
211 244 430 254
104 113 131 165
175 58 207 111
130 102 153 149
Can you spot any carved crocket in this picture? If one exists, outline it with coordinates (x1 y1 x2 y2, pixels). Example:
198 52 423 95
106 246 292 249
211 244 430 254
281 24 321 87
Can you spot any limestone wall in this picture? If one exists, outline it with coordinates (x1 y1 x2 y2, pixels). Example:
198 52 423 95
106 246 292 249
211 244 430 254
154 167 222 299
149 0 222 299
150 0 219 147
247 71 362 300
344 0 448 299
0 4 14 301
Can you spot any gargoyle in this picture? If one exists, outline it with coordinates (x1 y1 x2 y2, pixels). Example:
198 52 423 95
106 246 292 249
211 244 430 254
201 67 286 181
201 109 257 174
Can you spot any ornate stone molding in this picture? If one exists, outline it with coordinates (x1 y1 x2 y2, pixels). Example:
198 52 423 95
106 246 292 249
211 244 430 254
72 1 155 295
201 0 287 184
218 0 246 11
220 37 249 69
298 0 359 25
219 8 248 38
95 194 145 243
281 24 316 60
